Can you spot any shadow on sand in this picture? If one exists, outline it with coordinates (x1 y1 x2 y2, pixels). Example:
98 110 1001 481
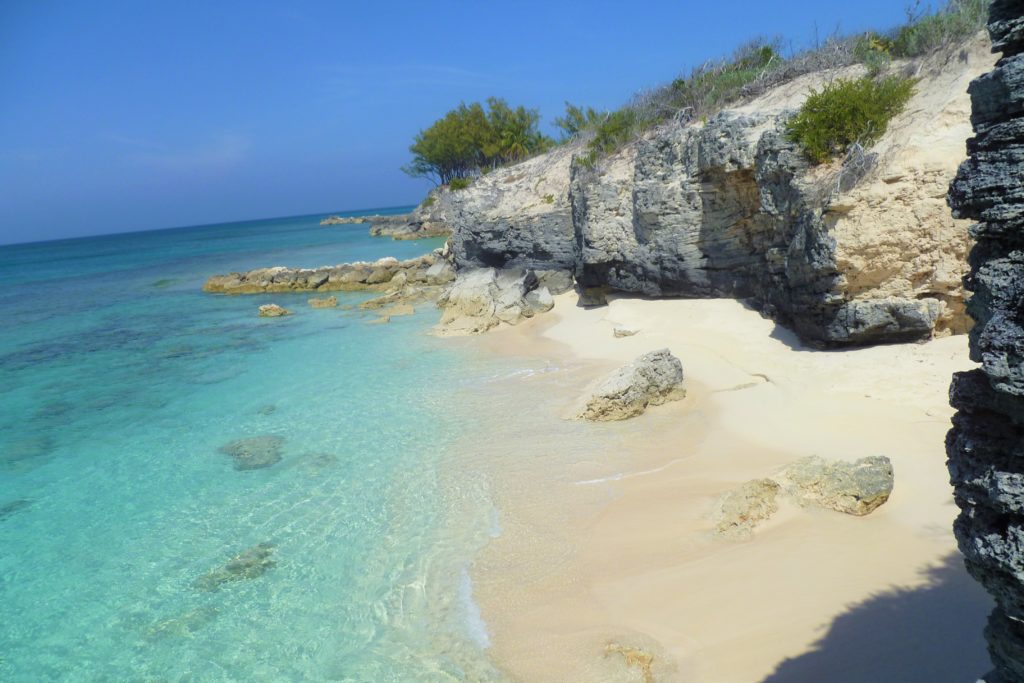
760 553 993 683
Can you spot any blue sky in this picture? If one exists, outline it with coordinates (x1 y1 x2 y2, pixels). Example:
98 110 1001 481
0 0 914 245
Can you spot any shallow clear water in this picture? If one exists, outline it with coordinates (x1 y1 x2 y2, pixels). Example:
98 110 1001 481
0 209 512 681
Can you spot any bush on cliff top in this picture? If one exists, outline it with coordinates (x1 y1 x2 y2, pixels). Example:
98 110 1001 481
786 76 916 164
402 98 552 186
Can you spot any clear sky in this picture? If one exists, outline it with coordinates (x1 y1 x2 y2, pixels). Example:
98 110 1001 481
0 0 915 245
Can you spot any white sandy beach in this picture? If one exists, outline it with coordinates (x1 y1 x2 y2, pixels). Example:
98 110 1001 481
468 294 994 682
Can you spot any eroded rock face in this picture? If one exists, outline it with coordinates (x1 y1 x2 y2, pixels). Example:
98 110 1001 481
434 268 553 336
440 44 992 346
575 349 685 421
713 479 781 540
946 3 1024 680
218 435 284 471
779 455 894 516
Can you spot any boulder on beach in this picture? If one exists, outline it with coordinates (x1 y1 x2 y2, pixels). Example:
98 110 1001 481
218 435 284 470
194 542 276 591
308 296 338 308
779 455 894 516
434 267 554 336
712 479 781 539
257 304 290 317
576 349 685 421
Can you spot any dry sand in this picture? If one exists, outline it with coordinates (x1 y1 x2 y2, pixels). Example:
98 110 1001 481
467 294 994 682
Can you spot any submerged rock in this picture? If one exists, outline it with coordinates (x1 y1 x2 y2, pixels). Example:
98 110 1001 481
712 479 781 539
194 543 276 591
576 349 685 421
779 455 894 516
218 435 284 470
434 268 554 336
308 296 338 308
257 304 290 318
256 404 276 415
0 498 32 522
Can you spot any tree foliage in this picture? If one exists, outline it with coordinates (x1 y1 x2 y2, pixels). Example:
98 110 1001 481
402 98 552 185
553 102 605 141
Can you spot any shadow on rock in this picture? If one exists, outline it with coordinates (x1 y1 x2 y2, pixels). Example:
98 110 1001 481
760 553 993 683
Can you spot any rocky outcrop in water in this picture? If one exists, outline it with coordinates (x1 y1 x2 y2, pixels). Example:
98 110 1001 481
322 190 451 240
257 304 290 318
447 43 991 346
203 252 454 295
308 296 337 308
575 349 685 421
947 3 1024 680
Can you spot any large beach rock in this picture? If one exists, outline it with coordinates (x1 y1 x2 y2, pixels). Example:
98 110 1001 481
218 435 284 471
434 268 553 336
194 542 276 591
576 349 685 421
779 455 894 516
712 479 781 539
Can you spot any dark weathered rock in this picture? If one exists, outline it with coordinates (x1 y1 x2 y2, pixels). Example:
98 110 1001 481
947 3 1024 679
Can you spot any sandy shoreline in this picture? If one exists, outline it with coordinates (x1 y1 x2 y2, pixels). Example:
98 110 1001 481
467 293 994 682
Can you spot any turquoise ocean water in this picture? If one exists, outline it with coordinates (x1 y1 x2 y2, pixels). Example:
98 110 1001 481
0 209 512 681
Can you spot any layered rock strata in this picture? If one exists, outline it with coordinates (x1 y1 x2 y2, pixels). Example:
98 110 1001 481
947 3 1024 680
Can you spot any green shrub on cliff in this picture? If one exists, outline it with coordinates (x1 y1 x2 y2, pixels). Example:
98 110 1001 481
402 98 552 186
786 76 916 164
892 0 989 57
448 177 472 190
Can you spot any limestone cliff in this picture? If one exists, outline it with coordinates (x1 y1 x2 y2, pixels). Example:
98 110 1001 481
947 2 1024 680
447 37 995 346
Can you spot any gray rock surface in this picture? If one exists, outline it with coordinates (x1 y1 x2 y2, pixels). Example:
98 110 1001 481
575 349 685 421
712 479 781 539
440 72 976 346
434 268 553 336
779 455 894 516
947 3 1024 679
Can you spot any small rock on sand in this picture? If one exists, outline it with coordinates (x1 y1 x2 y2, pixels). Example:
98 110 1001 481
712 478 781 539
